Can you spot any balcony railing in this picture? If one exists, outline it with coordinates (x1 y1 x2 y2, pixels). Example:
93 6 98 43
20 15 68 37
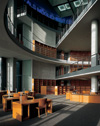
56 0 97 45
5 13 58 59
17 5 59 31
56 53 100 77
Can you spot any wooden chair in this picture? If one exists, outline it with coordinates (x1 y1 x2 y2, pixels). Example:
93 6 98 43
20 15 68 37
18 92 23 94
13 93 20 98
19 95 27 102
24 90 29 95
36 98 47 118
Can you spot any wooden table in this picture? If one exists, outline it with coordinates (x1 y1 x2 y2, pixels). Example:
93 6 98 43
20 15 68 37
2 95 34 112
12 100 39 121
70 94 100 103
12 99 52 121
3 97 19 112
0 90 7 103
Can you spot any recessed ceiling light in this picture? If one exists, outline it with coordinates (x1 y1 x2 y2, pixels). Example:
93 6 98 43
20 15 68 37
74 0 88 8
65 3 71 10
74 0 81 7
58 5 66 11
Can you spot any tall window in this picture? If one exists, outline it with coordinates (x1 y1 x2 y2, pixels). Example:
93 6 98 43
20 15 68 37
0 58 2 90
16 61 22 91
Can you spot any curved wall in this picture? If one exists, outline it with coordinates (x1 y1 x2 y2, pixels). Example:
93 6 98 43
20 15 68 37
33 22 56 47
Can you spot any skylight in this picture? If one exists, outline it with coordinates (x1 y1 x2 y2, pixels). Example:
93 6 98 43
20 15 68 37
73 0 88 8
58 3 71 12
65 3 71 10
58 5 66 11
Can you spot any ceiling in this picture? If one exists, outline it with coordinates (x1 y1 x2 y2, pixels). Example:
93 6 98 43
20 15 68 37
48 0 89 17
57 0 100 52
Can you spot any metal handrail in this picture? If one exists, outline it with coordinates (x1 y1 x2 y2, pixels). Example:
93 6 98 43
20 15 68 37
56 0 97 44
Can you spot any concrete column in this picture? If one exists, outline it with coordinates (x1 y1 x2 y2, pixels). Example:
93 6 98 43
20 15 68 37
91 20 99 93
6 58 16 91
22 60 33 91
91 20 98 67
91 76 98 92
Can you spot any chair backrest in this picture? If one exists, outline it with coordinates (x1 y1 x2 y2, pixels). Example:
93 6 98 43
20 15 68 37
39 98 47 107
13 93 20 98
18 92 23 95
24 90 29 94
20 95 27 102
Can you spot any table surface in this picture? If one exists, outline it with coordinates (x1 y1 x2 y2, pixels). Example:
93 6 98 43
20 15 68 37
13 99 52 105
71 93 100 96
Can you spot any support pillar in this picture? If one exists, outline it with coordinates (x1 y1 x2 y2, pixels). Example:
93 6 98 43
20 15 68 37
91 20 99 93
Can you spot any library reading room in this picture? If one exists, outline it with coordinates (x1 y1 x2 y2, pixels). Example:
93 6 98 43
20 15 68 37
0 0 100 126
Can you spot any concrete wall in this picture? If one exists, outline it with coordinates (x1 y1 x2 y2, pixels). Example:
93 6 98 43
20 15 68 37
23 24 32 50
22 60 32 91
33 22 56 47
33 60 56 79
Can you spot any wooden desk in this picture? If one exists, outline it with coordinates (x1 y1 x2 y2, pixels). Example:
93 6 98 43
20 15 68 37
2 95 34 112
66 92 72 99
0 90 7 103
12 99 52 121
70 94 100 103
12 100 39 121
3 97 19 112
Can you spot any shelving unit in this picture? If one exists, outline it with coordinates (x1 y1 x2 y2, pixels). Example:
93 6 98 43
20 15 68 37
34 79 56 93
35 41 57 58
34 79 39 93
58 86 63 95
70 80 91 94
70 51 91 61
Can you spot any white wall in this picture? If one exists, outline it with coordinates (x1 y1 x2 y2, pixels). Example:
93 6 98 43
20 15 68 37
33 22 56 47
22 60 32 91
33 60 55 79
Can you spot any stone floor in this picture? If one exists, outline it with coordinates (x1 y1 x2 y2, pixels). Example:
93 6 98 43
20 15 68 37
0 94 100 126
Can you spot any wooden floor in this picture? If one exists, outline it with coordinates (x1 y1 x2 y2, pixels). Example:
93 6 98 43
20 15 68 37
0 94 100 126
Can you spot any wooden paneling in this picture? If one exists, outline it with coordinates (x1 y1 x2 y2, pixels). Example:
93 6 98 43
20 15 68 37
70 51 91 61
41 86 55 95
70 80 91 94
35 41 57 58
34 79 56 93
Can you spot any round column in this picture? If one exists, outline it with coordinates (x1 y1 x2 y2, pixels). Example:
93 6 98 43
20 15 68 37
91 20 99 93
91 20 98 67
